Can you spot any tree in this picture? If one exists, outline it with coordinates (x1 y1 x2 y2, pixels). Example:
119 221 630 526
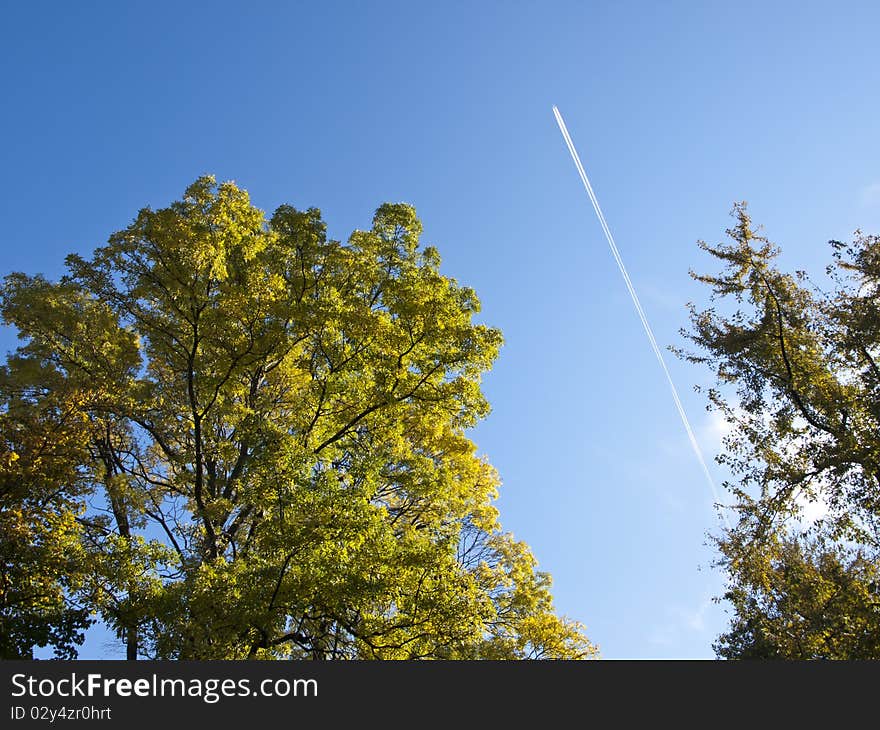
681 203 880 658
713 532 880 659
0 176 595 659
0 363 93 658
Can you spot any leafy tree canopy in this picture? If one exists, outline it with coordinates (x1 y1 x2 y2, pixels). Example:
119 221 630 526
682 204 880 658
0 176 595 660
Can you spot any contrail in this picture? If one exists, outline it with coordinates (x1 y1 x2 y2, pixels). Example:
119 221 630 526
552 105 730 529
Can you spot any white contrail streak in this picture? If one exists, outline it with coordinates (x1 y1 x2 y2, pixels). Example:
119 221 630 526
552 105 730 529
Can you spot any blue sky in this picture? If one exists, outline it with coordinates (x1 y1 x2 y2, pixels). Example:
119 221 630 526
2 1 879 658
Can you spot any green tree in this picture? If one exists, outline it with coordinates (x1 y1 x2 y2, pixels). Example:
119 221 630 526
0 176 595 660
714 532 880 659
681 203 880 658
0 364 93 658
